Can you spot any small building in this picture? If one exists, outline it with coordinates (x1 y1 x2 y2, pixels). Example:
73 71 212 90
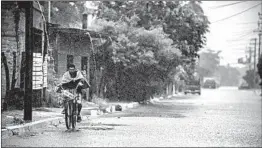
48 15 111 100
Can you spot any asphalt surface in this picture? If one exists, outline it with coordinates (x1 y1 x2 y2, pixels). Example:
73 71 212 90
2 87 262 147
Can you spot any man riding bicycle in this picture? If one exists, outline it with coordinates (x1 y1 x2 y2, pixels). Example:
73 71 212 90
57 64 90 122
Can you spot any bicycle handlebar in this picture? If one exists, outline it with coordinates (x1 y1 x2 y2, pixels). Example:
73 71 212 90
56 79 84 93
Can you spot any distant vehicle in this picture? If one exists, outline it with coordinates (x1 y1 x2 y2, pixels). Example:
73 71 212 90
238 82 250 90
203 79 217 89
184 79 201 95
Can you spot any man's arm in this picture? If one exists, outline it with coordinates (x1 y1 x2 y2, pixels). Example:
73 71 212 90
76 71 90 88
61 71 74 83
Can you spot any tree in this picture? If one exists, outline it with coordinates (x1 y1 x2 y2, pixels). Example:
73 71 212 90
41 1 88 28
94 1 209 99
198 49 220 78
243 69 259 88
90 16 182 101
218 65 240 86
97 1 209 58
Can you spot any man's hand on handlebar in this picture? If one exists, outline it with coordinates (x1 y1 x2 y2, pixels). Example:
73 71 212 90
56 85 63 93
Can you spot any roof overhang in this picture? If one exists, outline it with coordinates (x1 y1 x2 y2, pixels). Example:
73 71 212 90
49 26 110 39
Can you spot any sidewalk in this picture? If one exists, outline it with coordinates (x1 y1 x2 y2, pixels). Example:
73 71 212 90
1 101 139 139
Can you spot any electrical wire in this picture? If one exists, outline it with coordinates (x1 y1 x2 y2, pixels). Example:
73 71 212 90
209 1 247 9
231 29 257 36
227 32 256 42
211 2 261 24
236 22 257 25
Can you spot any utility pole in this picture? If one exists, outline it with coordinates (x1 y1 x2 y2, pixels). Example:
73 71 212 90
248 46 252 71
24 1 33 121
251 38 257 88
259 33 261 57
258 7 262 57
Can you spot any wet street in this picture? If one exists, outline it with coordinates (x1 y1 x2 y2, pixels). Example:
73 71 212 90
2 87 262 147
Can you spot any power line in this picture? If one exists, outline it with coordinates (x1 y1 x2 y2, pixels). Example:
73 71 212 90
231 29 257 36
209 1 247 9
227 32 256 42
211 2 262 24
237 30 256 38
236 22 257 25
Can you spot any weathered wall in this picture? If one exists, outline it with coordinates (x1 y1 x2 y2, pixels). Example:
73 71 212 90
1 3 26 98
1 1 44 101
53 32 91 78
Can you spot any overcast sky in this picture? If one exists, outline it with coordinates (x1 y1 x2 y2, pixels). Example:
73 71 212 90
201 1 261 67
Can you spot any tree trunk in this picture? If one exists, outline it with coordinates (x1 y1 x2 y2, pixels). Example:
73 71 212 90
13 3 20 90
11 52 17 90
98 68 105 98
1 52 10 94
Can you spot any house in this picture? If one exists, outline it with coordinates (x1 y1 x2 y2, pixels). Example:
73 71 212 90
1 1 47 107
48 14 111 100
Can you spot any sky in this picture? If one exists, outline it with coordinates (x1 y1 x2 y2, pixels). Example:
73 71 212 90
201 1 261 67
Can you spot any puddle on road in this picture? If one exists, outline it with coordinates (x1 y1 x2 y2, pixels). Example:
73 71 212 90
16 132 40 139
76 122 129 130
78 125 114 130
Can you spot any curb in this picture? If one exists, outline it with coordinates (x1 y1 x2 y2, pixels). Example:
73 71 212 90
1 102 140 139
1 117 63 139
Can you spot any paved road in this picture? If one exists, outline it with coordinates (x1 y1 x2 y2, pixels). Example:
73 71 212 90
2 87 261 147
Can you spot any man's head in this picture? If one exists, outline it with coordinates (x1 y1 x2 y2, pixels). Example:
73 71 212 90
67 64 76 73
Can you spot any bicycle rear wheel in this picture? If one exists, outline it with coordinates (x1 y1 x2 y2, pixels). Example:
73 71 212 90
65 102 72 129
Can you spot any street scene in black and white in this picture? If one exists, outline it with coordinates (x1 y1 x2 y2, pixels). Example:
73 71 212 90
1 1 262 147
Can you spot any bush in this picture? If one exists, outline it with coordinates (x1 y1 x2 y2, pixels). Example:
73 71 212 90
46 72 62 108
46 89 63 108
5 88 24 110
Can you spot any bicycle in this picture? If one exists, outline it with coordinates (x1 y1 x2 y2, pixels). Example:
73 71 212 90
57 80 83 130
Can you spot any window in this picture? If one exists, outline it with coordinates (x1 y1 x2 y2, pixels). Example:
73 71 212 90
67 55 74 68
32 28 42 53
81 56 88 71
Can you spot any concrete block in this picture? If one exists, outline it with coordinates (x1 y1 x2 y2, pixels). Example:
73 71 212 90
82 116 88 121
98 110 104 115
90 110 98 116
127 104 134 108
132 102 139 107
121 105 127 111
105 107 111 113
110 106 115 112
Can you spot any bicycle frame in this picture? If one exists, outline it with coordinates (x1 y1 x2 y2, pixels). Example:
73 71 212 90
59 81 83 129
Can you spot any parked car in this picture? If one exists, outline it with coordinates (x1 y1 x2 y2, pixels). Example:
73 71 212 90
238 82 250 90
203 79 217 89
184 79 201 95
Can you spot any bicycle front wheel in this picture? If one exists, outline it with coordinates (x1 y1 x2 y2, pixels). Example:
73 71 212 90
65 102 72 129
72 103 78 129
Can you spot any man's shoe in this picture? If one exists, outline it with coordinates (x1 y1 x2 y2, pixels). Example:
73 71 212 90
61 109 65 114
77 115 82 122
